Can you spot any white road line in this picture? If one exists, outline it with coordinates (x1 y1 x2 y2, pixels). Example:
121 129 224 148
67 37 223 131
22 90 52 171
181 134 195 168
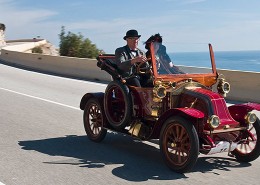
0 87 80 111
0 181 5 185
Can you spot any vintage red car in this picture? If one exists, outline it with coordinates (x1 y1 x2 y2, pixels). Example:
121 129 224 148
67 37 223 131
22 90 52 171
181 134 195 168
80 41 260 173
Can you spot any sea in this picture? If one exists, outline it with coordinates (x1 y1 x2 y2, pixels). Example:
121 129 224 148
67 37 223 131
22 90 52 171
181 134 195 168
169 50 260 72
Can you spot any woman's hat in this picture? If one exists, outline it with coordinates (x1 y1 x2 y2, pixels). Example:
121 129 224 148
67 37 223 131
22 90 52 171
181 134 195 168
145 33 162 49
124 29 141 40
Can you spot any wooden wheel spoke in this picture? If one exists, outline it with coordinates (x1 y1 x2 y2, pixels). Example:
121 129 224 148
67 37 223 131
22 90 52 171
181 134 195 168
181 134 189 142
95 127 101 134
92 105 97 114
245 144 253 153
167 134 175 143
181 143 190 149
250 134 257 141
179 127 185 140
169 148 176 154
175 125 180 139
89 107 94 116
170 128 177 140
248 126 254 132
90 123 94 130
177 150 182 163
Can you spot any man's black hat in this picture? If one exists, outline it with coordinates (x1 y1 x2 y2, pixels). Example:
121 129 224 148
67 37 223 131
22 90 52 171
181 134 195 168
124 29 141 40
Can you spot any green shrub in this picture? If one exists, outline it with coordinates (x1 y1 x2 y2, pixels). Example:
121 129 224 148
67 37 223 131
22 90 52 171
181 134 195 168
59 26 104 58
32 46 43 54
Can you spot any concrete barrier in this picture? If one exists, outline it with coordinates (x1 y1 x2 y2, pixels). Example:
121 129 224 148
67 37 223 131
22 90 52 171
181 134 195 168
0 39 259 103
216 69 260 103
0 49 111 82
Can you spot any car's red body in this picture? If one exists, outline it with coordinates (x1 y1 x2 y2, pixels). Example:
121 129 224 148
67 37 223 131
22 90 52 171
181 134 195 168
80 42 260 173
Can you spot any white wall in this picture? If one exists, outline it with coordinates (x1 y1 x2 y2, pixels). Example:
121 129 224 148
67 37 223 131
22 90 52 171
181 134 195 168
3 39 47 52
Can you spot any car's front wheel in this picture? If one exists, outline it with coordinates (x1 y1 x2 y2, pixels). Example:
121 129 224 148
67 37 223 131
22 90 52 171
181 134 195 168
159 116 199 173
83 98 107 142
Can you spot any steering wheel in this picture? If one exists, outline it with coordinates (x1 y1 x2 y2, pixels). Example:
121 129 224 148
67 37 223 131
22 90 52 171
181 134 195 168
136 62 151 74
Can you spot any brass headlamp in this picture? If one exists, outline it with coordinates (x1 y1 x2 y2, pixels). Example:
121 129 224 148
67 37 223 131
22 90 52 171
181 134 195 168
153 81 168 102
207 115 220 129
245 111 257 124
217 75 230 97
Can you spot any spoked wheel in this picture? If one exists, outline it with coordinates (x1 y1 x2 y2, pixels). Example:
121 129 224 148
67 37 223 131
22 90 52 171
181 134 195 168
83 98 107 142
159 116 199 173
104 81 132 130
232 118 260 162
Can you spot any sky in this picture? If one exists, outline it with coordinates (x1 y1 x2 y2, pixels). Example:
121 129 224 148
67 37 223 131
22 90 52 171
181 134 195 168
1 0 260 53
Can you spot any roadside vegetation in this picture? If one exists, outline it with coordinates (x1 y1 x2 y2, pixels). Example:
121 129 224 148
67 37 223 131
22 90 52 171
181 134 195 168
59 26 104 58
32 46 43 54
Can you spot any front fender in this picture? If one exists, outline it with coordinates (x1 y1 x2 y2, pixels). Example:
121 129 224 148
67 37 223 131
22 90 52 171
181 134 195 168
173 108 205 118
158 107 204 125
151 108 204 139
80 92 104 110
228 103 260 123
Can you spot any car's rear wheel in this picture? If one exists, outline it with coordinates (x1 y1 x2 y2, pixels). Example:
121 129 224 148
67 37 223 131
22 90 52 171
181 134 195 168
83 98 107 142
104 81 132 130
159 116 199 173
232 118 260 162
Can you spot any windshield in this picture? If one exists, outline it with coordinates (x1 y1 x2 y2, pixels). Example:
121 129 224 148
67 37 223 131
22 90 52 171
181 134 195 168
149 42 215 75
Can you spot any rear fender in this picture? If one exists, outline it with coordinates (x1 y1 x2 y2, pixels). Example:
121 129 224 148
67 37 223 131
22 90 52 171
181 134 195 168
80 92 104 110
152 108 204 138
228 103 260 123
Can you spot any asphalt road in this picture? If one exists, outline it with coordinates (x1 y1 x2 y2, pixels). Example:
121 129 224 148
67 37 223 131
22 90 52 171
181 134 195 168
0 63 260 185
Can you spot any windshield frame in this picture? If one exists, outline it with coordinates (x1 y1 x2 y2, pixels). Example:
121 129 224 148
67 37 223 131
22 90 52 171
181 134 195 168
148 42 218 87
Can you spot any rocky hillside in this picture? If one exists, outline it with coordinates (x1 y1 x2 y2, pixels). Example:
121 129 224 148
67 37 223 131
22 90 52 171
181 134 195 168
26 41 59 56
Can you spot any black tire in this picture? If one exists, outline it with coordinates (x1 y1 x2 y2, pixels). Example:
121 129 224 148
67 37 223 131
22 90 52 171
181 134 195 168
232 118 260 162
104 81 132 130
83 98 107 142
159 116 199 173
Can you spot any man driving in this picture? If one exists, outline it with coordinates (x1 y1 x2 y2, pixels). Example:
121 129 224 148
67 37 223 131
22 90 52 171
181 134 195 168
115 29 148 87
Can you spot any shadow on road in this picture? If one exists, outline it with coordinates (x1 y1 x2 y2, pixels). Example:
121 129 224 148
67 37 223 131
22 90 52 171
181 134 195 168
18 133 251 182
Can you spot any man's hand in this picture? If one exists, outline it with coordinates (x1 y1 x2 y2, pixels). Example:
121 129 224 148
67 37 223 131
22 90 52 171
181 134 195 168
131 56 147 64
